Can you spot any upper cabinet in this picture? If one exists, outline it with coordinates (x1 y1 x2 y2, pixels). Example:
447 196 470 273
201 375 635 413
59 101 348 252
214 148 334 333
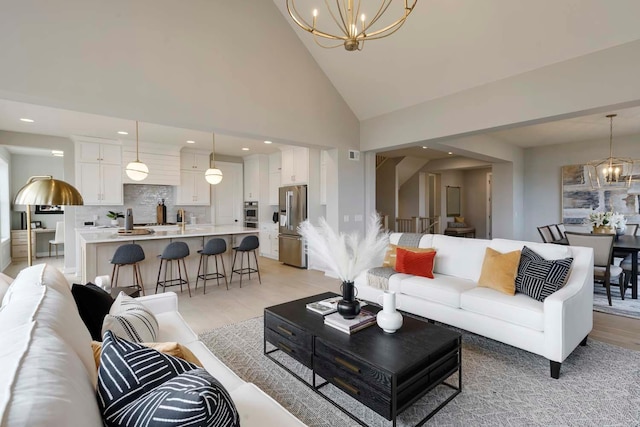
280 146 309 186
122 141 181 185
73 137 123 205
268 152 281 205
243 156 260 201
176 170 210 205
180 150 210 171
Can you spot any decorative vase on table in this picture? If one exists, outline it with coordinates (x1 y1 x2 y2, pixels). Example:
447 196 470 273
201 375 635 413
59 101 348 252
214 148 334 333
593 225 614 234
376 290 403 333
337 281 361 319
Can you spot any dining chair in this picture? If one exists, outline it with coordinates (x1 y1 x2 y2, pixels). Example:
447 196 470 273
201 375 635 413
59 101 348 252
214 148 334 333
537 226 554 243
565 232 623 306
555 223 567 239
548 224 562 241
620 223 639 298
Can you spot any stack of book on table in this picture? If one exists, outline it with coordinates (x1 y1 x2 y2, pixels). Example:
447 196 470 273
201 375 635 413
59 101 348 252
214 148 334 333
324 309 376 334
305 296 342 315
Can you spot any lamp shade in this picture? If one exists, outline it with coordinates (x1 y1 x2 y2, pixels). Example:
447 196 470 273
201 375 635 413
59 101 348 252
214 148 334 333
205 167 223 185
125 161 149 181
14 176 84 206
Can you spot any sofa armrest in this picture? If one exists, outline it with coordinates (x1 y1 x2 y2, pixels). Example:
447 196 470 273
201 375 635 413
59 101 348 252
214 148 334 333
543 246 594 362
136 292 178 315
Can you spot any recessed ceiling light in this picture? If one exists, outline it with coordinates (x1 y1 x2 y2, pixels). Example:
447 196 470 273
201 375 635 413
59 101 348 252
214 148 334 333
117 131 128 135
448 152 453 155
52 153 64 157
242 147 250 151
422 146 427 149
264 140 273 144
19 118 34 123
186 140 195 144
51 150 64 155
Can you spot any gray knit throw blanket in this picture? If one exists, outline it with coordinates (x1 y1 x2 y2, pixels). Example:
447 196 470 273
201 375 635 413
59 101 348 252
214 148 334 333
367 233 424 290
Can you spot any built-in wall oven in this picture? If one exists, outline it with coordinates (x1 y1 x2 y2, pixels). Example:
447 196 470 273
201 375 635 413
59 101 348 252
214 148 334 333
244 201 258 228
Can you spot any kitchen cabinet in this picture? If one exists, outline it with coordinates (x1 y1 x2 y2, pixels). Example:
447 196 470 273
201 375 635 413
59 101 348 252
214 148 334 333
213 162 244 225
268 152 281 205
180 150 210 171
176 170 210 205
280 146 308 185
243 156 260 201
123 141 181 186
259 222 279 259
74 137 123 205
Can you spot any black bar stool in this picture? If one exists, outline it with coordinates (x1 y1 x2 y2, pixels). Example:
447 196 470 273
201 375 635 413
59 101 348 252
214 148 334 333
110 243 145 296
196 238 228 293
230 235 261 287
155 241 191 297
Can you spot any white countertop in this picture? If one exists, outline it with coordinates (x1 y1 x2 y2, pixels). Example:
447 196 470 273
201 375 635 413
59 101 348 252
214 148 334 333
78 224 258 244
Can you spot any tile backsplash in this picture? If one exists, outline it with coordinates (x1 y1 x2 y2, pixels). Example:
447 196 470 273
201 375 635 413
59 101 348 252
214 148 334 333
75 184 210 227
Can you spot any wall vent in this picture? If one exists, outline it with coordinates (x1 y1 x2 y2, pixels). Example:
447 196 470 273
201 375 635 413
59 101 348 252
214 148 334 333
348 150 360 161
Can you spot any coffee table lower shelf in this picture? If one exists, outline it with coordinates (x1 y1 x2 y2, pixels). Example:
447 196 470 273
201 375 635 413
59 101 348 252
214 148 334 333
264 337 462 427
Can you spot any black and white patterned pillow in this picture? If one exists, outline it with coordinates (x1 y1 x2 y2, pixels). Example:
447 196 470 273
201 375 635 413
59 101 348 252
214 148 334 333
515 246 573 302
97 331 239 427
101 292 158 342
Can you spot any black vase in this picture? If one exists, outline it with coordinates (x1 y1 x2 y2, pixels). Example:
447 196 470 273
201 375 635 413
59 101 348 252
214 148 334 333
337 281 361 319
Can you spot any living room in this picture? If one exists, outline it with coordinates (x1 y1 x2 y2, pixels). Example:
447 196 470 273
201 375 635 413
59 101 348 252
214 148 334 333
1 1 639 426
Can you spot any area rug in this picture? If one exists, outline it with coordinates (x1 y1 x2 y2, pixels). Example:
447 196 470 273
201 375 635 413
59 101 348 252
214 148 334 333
199 317 640 427
593 280 640 320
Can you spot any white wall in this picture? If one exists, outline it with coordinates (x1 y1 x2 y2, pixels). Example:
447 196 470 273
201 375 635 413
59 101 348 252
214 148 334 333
376 158 400 228
463 168 492 238
398 172 420 219
0 146 10 271
523 133 640 242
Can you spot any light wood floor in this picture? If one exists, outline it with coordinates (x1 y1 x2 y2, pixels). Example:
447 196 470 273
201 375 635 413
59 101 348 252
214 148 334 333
4 256 640 351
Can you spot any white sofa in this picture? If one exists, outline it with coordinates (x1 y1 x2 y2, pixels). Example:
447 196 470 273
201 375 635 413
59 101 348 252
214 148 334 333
355 233 594 379
0 264 305 426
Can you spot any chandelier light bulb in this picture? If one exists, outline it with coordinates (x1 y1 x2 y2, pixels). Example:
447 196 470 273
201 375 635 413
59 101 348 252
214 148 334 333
313 8 318 17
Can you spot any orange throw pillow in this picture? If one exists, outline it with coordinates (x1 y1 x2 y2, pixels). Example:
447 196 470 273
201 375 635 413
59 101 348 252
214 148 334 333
477 247 521 295
395 247 437 279
382 244 435 269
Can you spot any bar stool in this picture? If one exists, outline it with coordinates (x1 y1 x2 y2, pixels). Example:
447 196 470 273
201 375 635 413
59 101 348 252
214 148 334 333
230 235 261 287
155 241 191 297
196 238 228 293
110 243 145 296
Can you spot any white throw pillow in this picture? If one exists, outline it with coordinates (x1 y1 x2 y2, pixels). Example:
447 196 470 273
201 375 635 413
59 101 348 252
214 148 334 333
102 292 159 342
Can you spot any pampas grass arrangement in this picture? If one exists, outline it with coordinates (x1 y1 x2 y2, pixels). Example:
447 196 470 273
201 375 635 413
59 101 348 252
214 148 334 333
298 214 389 282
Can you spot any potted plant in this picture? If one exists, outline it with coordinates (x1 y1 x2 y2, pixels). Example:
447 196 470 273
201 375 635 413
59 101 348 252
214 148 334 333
106 211 124 226
587 211 626 234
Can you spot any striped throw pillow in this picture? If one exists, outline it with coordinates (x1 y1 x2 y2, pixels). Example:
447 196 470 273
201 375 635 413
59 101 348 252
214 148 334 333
101 292 158 342
98 331 239 427
515 246 573 302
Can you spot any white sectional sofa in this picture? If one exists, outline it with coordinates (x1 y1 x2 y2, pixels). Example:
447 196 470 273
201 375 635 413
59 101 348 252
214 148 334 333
355 233 594 379
0 264 304 426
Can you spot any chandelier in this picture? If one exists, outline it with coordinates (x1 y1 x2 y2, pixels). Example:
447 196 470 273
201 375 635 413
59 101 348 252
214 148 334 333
286 0 417 51
586 114 639 189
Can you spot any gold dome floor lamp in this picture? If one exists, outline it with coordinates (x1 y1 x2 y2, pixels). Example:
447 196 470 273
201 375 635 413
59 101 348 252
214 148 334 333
14 176 84 266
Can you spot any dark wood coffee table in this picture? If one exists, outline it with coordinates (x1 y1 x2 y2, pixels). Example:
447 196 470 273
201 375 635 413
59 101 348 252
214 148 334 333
264 292 462 427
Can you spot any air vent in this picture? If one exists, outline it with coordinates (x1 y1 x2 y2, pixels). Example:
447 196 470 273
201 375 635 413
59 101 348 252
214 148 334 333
348 150 360 161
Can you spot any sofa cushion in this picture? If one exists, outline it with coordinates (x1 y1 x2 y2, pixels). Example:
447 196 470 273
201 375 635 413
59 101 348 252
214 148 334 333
460 287 545 331
477 247 521 295
396 248 436 278
0 321 102 426
90 340 202 369
490 238 571 260
72 283 114 341
516 246 574 302
184 341 246 392
102 291 158 342
397 274 476 308
155 311 200 343
0 264 97 384
431 234 490 281
382 244 434 269
98 331 239 427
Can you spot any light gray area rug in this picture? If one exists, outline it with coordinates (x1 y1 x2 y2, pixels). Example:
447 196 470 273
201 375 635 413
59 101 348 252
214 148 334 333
200 317 640 427
593 280 640 320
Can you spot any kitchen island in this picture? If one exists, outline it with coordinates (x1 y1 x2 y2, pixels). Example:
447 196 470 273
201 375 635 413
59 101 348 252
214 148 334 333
78 225 259 289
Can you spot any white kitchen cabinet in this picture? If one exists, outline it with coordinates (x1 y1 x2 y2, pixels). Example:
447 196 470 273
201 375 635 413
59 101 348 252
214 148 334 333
74 137 123 205
176 170 210 205
280 146 309 185
259 222 279 259
180 150 210 171
243 156 260 201
268 152 281 205
213 162 243 225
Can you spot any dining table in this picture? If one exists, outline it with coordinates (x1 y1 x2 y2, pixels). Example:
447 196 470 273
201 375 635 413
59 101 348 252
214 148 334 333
554 234 640 299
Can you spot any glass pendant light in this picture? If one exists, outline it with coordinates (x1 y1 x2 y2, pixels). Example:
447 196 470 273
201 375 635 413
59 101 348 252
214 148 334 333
205 133 223 185
125 121 149 181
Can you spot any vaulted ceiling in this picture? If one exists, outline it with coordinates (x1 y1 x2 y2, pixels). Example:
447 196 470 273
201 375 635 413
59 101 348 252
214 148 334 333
274 0 640 120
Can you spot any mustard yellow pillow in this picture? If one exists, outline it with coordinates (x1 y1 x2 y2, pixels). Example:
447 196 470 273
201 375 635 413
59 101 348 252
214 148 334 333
382 244 435 270
454 216 465 223
477 247 521 295
91 341 202 369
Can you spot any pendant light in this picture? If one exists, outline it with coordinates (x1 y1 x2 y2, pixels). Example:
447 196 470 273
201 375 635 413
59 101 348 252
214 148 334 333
205 133 223 185
125 121 149 181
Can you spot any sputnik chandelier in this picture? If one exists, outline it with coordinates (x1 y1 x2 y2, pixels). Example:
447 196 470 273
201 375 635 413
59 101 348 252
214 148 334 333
286 0 417 51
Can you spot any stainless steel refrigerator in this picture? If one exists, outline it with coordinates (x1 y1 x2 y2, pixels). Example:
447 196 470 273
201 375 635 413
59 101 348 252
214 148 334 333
279 185 307 268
